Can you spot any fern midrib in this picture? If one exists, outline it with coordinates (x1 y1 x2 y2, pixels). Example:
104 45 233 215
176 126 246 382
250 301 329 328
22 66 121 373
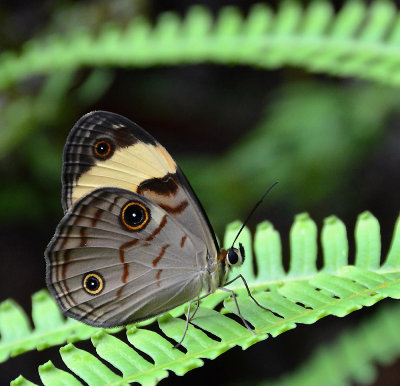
171 35 398 57
228 266 400 291
107 274 400 386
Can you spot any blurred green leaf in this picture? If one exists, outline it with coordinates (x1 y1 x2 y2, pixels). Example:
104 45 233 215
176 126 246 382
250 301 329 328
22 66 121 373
182 82 400 230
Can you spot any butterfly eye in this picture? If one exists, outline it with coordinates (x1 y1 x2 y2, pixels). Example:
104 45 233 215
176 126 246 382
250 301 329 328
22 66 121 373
226 247 244 267
83 272 104 295
121 201 150 231
94 139 113 159
227 249 239 266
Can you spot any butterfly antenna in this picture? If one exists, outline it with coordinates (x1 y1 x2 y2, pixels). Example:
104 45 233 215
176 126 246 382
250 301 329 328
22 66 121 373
231 181 279 249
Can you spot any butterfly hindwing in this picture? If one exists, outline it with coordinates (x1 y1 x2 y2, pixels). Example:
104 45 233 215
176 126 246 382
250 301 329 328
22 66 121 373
45 187 207 327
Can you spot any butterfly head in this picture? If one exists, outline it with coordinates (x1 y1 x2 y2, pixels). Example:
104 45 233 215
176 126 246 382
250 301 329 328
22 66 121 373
226 242 245 267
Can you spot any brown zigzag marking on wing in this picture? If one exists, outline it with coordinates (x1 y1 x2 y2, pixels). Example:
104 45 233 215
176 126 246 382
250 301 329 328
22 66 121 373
153 244 170 267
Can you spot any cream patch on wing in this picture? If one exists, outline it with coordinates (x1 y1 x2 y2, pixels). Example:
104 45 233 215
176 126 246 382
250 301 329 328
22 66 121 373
158 145 177 171
72 143 177 205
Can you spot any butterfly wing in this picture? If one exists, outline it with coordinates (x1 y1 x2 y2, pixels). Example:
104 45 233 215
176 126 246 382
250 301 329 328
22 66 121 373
62 110 219 256
45 187 208 327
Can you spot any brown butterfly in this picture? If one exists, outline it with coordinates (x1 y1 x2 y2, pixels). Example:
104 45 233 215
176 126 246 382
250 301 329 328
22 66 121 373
45 111 268 344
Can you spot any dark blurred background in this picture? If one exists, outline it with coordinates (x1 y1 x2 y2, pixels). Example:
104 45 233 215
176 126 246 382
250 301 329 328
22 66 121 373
1 0 400 385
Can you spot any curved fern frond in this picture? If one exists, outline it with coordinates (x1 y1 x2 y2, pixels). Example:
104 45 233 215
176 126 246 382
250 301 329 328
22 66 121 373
1 1 400 90
5 210 400 384
269 303 400 386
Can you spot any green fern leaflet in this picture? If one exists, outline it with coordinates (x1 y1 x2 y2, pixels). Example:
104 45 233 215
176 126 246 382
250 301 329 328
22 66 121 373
269 302 400 386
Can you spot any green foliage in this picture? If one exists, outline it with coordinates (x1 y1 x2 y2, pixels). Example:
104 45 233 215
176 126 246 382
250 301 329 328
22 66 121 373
269 303 400 386
3 1 400 227
2 1 400 89
2 1 400 384
181 81 400 230
0 290 120 363
3 211 400 384
0 68 114 158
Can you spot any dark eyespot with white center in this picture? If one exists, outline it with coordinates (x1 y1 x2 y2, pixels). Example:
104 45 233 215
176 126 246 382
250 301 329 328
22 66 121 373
83 272 104 295
93 139 114 159
121 201 150 231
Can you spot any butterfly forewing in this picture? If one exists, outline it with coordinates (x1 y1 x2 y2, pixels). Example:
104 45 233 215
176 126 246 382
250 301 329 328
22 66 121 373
45 188 208 326
63 111 167 211
62 111 219 257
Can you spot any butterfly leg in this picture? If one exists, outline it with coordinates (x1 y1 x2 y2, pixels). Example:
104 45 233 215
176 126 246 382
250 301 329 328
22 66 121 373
224 274 269 311
173 292 212 349
219 287 255 334
188 298 201 321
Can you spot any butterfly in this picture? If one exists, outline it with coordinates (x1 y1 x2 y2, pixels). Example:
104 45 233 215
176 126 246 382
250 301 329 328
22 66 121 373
45 111 268 344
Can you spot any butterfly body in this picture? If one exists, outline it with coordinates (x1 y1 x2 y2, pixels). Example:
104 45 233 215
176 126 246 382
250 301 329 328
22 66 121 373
45 111 243 327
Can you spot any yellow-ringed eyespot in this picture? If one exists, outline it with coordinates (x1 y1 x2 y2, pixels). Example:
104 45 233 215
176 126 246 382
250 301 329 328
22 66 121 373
83 272 104 295
121 201 150 231
94 139 113 159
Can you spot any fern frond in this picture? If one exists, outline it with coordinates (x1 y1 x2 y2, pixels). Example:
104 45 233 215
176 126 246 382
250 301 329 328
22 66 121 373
0 290 120 363
269 303 400 386
5 210 400 384
2 1 400 89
